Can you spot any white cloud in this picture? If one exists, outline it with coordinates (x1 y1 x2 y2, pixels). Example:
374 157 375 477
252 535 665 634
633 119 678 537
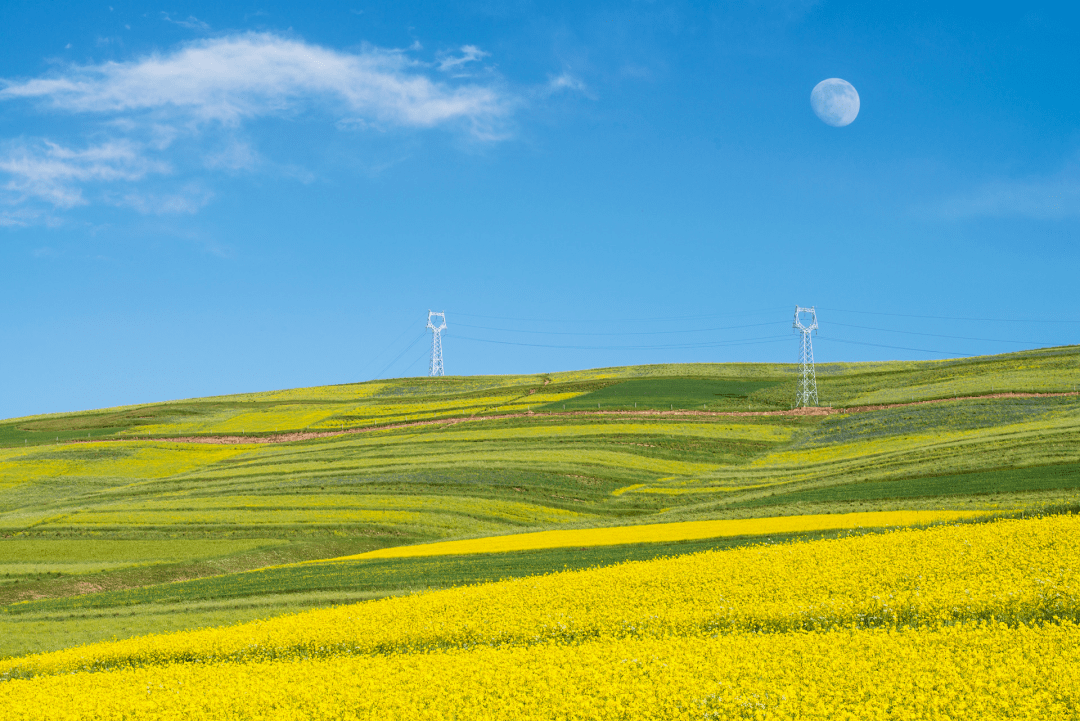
201 140 259 171
0 33 515 221
0 33 509 129
0 139 169 208
546 72 588 95
0 208 37 227
110 183 213 214
940 168 1080 221
161 12 210 31
437 45 490 74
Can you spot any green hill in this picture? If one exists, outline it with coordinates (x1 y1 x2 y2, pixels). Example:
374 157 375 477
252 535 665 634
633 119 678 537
0 345 1077 657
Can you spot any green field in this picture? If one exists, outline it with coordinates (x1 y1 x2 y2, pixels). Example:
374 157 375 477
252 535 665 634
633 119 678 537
540 377 783 411
0 524 953 658
0 345 1077 658
728 461 1080 509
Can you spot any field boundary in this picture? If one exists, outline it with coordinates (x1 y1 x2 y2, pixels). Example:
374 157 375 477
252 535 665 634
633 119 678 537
302 510 991 563
61 391 1080 447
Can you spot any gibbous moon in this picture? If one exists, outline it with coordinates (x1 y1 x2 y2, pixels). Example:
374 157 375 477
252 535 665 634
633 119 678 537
811 78 860 127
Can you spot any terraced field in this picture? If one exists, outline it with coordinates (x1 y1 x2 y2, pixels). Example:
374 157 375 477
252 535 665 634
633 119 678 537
0 344 1077 662
5 514 1080 718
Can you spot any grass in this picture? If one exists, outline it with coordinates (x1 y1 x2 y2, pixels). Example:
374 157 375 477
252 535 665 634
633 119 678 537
0 524 935 658
0 345 1074 444
0 345 1077 659
0 590 388 660
539 377 784 411
727 461 1080 509
0 538 289 588
0 536 397 607
793 396 1079 448
336 510 985 560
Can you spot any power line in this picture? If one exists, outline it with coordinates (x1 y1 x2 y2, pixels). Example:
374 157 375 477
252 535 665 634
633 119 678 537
358 316 426 379
375 331 428 380
819 335 970 358
447 306 789 324
403 347 431 377
452 320 784 337
822 307 1080 324
448 333 791 352
368 306 1072 377
828 321 1058 346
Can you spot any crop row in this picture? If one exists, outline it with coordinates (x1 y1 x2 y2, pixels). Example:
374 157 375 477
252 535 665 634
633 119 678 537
332 510 982 561
2 622 1075 720
2 514 1078 719
4 513 1075 678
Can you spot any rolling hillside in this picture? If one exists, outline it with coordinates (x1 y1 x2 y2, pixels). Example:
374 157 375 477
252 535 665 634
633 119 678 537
1 344 1078 657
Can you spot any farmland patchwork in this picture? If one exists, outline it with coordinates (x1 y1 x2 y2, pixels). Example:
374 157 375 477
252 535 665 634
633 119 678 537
0 345 1078 717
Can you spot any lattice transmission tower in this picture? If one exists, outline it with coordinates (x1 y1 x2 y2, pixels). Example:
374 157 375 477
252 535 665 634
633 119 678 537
427 311 447 377
793 306 819 407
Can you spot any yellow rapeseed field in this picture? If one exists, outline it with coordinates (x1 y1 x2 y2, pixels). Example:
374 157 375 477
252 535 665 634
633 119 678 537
0 443 254 490
69 495 589 528
2 514 1076 719
129 388 586 435
3 623 1076 720
330 509 984 560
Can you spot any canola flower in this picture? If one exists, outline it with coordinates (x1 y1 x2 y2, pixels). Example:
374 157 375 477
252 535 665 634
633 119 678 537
2 622 1077 720
131 387 583 435
330 509 984 560
186 446 722 480
63 495 588 529
420 421 794 444
3 513 1075 681
0 444 253 491
60 508 432 526
247 374 544 403
99 494 589 521
3 514 1079 719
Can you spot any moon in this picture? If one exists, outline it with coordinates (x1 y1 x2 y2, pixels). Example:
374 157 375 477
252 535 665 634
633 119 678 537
811 78 860 127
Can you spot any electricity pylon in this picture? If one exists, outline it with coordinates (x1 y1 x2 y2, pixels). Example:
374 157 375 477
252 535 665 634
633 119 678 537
793 306 819 407
427 311 447 377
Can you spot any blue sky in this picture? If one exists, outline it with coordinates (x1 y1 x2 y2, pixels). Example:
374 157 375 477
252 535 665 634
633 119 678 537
1 1 1078 417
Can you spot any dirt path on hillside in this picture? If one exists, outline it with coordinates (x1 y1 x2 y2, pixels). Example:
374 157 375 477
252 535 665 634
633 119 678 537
66 391 1080 447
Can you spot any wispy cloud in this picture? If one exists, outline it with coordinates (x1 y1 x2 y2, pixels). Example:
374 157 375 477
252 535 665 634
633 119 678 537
545 72 589 96
201 139 260 172
0 207 45 227
0 33 507 128
0 33 514 221
160 12 210 31
437 45 490 74
0 139 169 208
109 183 213 214
940 166 1080 221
